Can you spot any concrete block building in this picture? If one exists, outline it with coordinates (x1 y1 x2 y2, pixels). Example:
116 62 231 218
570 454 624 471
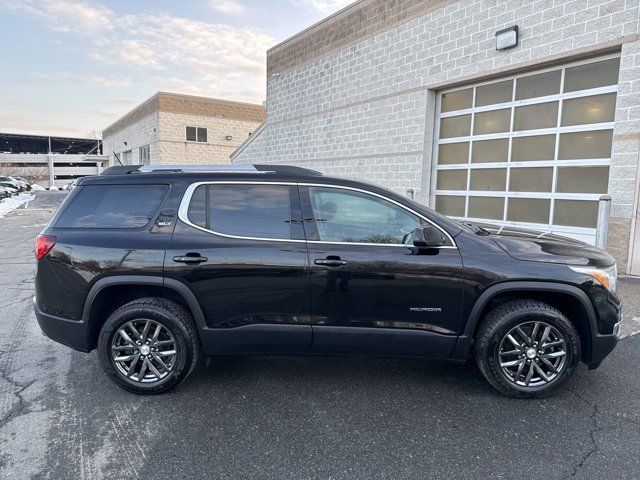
102 92 266 167
232 0 640 276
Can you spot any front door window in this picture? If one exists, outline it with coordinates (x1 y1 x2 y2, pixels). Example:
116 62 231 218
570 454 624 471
307 186 421 244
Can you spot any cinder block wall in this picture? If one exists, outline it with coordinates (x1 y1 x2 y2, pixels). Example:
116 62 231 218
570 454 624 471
158 112 260 164
102 112 160 165
608 39 640 274
234 0 640 273
103 93 266 166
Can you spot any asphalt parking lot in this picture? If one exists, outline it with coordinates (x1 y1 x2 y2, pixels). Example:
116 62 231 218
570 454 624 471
1 191 640 479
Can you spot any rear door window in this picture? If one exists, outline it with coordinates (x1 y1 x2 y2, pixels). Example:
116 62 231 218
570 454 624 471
185 184 301 240
56 184 168 228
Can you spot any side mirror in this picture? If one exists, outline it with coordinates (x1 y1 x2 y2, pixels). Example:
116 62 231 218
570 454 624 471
413 225 447 248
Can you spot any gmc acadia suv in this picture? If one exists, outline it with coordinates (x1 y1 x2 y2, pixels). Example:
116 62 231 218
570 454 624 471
34 164 622 397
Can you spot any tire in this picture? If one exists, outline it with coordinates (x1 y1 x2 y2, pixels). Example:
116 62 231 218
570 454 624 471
474 299 581 399
97 297 200 395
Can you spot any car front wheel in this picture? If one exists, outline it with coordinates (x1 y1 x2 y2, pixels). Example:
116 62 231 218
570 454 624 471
97 297 199 394
474 299 581 398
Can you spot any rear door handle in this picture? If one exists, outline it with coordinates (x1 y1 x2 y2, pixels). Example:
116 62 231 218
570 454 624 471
314 258 348 267
173 254 208 264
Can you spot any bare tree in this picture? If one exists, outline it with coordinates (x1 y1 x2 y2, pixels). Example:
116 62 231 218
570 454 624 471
86 130 102 140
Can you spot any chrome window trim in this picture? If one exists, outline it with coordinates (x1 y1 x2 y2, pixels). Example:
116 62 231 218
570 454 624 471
177 181 458 249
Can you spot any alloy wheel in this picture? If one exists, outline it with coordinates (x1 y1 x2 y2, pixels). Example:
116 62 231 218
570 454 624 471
498 320 567 387
111 319 177 383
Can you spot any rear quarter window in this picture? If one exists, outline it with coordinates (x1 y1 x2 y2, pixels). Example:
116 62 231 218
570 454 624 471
55 184 168 229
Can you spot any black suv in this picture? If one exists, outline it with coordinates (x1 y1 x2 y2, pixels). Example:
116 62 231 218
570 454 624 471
34 164 621 397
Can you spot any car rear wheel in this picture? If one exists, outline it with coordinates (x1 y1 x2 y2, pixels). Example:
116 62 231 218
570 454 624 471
474 299 581 398
97 297 199 394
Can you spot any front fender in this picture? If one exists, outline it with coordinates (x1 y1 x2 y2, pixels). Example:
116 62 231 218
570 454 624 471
451 281 598 361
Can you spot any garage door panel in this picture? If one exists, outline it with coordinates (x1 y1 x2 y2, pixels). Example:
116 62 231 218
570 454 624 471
434 54 620 245
516 70 562 100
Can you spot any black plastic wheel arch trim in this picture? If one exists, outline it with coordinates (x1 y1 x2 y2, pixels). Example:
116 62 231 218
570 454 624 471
81 275 207 328
452 281 598 362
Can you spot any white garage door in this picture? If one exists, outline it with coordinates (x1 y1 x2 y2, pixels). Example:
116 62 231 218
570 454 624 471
431 54 620 245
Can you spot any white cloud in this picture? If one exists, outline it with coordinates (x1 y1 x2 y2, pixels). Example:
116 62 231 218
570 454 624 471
80 75 133 88
0 0 113 34
209 0 247 16
32 72 133 88
2 0 274 104
296 0 355 14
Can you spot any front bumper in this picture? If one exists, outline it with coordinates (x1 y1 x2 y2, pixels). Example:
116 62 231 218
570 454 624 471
33 298 91 352
588 331 618 369
587 288 622 369
588 314 621 370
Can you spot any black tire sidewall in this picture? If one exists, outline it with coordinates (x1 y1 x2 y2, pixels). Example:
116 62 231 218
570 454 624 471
477 303 581 398
98 303 195 394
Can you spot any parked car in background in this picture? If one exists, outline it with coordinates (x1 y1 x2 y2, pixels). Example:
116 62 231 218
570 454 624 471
12 176 32 191
0 177 19 195
3 176 24 191
34 164 621 398
0 185 13 199
9 177 26 191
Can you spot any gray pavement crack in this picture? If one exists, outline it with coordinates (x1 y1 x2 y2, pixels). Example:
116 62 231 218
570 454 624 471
559 386 640 479
562 401 602 479
0 295 33 309
0 369 36 429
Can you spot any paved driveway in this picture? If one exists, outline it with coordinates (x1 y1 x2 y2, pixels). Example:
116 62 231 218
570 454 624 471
1 192 639 479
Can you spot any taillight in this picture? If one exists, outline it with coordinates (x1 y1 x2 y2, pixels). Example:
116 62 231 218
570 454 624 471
35 235 57 261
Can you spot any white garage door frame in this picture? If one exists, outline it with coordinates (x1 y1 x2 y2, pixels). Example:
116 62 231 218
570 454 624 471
430 52 620 245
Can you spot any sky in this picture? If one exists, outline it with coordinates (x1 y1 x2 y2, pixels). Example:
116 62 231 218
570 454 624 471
0 0 355 138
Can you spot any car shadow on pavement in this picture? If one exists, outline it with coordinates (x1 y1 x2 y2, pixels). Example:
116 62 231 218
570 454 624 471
41 342 638 480
188 354 508 396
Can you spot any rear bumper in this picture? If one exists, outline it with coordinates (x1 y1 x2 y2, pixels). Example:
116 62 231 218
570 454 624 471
33 298 91 352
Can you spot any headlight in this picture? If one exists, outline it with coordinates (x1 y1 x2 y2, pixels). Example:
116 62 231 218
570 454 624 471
569 263 617 292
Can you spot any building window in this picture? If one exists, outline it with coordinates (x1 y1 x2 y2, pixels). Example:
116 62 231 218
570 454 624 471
139 145 150 165
186 126 207 143
433 54 620 245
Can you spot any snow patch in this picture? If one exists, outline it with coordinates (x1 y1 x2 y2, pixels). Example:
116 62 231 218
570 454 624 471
620 316 640 339
0 193 35 218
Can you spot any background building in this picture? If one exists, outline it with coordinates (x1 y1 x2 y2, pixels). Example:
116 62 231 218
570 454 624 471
233 0 640 276
102 92 266 167
0 132 102 187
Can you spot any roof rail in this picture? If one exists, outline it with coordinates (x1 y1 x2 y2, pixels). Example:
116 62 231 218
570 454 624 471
101 164 323 176
138 164 262 173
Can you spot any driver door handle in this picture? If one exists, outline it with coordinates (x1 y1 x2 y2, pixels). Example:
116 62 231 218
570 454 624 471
314 257 347 267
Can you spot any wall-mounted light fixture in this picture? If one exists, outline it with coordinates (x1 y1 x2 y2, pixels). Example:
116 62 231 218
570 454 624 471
495 25 518 50
123 141 128 146
225 135 233 141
